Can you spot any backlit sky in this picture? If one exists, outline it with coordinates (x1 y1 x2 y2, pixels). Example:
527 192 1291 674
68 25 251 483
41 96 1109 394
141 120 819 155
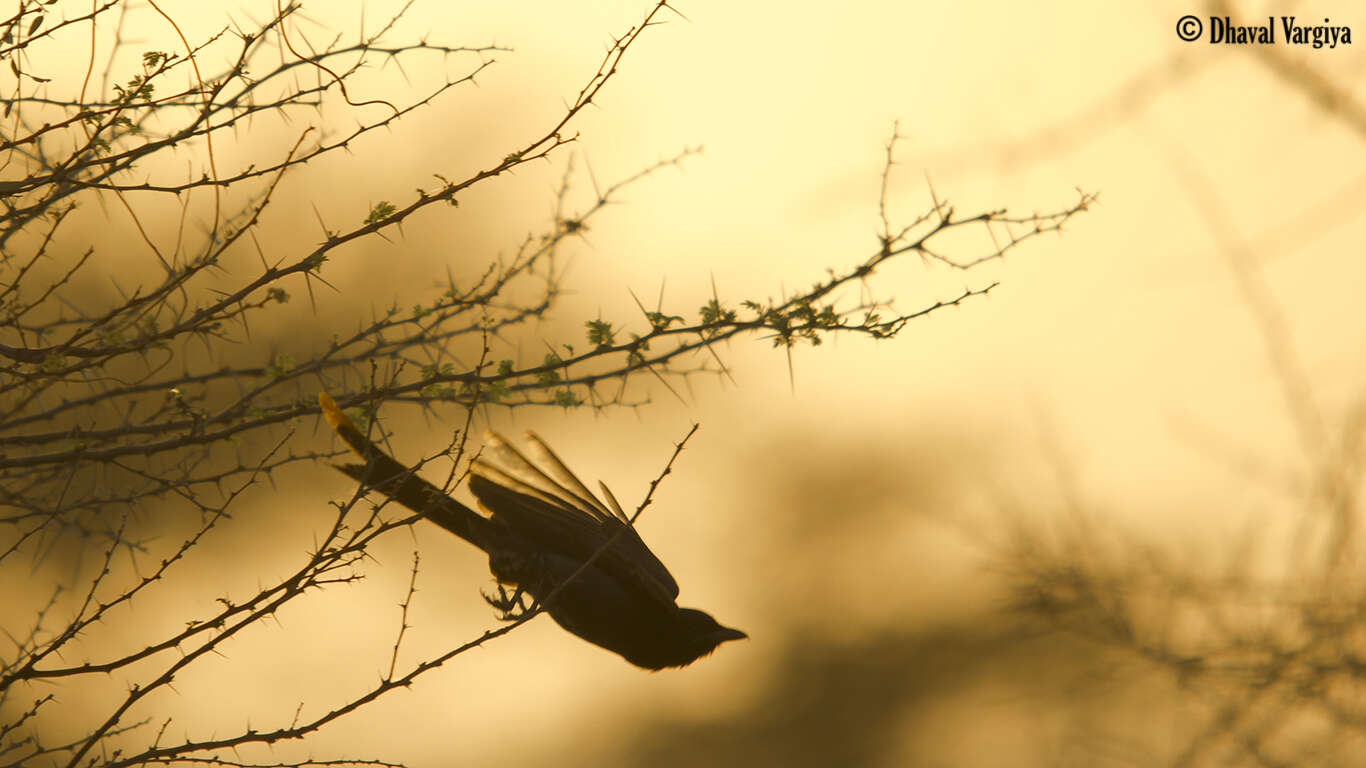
29 0 1366 764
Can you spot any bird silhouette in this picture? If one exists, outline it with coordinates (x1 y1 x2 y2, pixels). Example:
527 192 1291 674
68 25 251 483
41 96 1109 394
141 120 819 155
318 393 746 669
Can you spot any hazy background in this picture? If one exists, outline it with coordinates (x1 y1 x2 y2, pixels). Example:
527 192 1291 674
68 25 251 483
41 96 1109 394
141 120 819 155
22 0 1366 765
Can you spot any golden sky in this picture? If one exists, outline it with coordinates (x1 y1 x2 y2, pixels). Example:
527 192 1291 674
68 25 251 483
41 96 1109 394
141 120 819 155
14 0 1366 765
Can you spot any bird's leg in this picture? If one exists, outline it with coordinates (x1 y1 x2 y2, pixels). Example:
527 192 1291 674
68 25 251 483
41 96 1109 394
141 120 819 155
482 582 539 620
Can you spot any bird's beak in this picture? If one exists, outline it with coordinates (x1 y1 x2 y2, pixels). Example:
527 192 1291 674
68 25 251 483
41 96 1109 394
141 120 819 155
716 627 748 642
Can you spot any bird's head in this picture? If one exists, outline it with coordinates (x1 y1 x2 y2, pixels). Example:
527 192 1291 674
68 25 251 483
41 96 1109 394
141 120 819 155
668 608 748 667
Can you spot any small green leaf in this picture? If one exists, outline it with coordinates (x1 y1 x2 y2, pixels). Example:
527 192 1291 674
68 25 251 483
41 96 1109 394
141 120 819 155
365 201 397 226
585 318 615 347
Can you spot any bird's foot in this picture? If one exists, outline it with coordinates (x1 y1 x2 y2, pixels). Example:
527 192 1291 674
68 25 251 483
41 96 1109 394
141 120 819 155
482 583 538 620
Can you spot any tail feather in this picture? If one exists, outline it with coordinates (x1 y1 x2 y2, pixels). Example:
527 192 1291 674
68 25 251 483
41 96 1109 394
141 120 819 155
320 393 490 549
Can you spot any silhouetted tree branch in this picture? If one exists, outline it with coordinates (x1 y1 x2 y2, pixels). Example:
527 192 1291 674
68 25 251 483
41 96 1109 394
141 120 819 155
0 2 1089 766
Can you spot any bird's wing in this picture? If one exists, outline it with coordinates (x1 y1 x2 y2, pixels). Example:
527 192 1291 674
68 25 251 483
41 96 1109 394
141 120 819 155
476 432 617 521
597 480 628 522
523 432 630 523
471 432 680 603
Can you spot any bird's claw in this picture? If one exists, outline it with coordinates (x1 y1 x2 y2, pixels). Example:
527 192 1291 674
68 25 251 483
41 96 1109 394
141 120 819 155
482 583 537 620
